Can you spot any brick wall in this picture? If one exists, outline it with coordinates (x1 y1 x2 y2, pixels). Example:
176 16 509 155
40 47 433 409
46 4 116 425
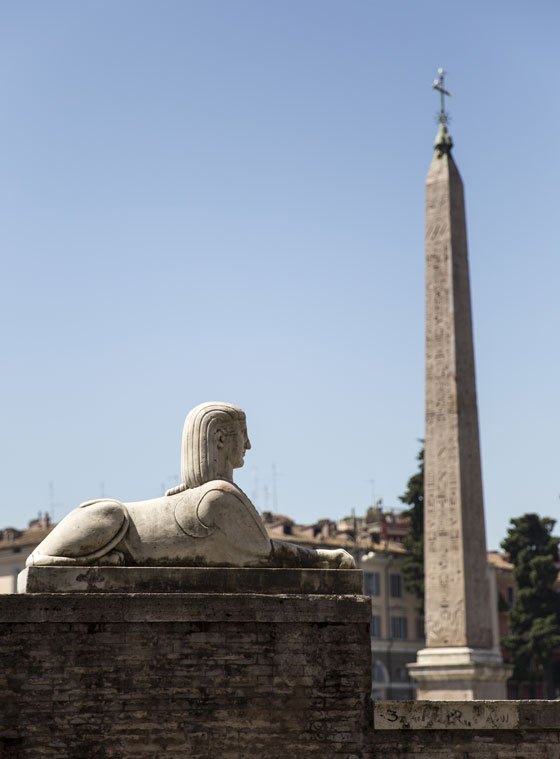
2 571 559 759
0 588 372 759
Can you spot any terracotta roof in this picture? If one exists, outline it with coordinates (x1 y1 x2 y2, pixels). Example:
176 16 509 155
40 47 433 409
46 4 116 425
359 540 408 558
261 512 294 525
264 526 353 550
486 551 514 570
0 525 54 552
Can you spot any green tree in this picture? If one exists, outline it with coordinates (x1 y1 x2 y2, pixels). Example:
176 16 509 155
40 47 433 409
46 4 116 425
400 447 424 618
501 514 560 692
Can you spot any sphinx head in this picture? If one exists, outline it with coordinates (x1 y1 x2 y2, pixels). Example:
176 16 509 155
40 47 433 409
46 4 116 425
178 402 250 490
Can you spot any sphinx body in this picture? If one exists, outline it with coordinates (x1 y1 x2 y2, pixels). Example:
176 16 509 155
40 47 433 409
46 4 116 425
28 402 354 570
28 482 272 568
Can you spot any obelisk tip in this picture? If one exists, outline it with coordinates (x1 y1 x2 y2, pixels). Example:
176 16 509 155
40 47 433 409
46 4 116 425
432 68 453 156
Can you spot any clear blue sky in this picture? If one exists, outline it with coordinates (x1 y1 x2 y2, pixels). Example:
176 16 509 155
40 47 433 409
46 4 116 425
1 1 559 550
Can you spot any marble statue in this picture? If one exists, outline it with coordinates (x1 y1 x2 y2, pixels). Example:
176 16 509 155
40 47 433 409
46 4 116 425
28 402 354 569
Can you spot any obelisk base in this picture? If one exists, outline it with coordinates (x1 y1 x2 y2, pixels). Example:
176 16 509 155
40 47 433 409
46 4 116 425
408 647 513 700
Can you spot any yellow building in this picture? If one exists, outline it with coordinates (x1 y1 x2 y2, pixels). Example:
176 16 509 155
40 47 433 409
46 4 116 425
360 541 423 700
0 517 53 593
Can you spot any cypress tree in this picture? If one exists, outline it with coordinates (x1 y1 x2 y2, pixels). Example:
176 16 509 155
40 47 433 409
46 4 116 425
501 514 560 692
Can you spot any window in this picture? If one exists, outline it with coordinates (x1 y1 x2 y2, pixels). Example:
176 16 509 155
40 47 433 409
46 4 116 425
391 616 408 640
507 587 515 607
364 571 381 597
416 617 425 640
373 660 387 682
371 615 382 638
389 573 402 598
394 666 408 682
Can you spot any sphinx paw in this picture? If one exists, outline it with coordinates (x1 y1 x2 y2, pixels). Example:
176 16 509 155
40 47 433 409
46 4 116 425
97 550 125 566
332 548 355 569
316 548 355 569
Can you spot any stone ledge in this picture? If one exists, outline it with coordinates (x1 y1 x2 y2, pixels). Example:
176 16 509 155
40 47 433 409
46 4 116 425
18 566 363 594
373 701 560 730
1 591 371 624
412 646 504 665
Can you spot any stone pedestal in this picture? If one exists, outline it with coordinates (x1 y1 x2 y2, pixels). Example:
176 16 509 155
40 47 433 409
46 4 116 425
17 565 363 595
408 647 512 700
3 568 371 758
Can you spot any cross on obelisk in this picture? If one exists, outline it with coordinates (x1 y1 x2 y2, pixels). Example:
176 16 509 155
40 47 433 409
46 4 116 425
432 68 452 124
407 70 511 700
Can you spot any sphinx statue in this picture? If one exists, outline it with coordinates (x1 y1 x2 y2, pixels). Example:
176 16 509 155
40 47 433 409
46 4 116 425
28 402 354 569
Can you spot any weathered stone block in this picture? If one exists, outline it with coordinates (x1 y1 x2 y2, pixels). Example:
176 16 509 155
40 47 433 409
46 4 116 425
17 566 362 595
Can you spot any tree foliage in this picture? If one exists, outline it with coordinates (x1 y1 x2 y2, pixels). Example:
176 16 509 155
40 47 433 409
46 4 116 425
400 447 424 617
501 514 560 686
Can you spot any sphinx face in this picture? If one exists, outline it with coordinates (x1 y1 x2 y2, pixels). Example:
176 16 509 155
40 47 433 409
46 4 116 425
226 422 251 470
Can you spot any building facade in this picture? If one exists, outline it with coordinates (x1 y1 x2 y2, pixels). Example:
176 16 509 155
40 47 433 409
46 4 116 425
360 543 423 700
0 515 53 593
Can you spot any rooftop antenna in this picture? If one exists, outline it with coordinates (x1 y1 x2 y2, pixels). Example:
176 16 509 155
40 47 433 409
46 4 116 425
161 474 179 495
251 466 259 505
272 464 278 513
367 478 376 506
49 481 55 523
351 507 358 563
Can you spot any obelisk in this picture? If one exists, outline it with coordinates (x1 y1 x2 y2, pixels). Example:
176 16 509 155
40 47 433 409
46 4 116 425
408 71 511 699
